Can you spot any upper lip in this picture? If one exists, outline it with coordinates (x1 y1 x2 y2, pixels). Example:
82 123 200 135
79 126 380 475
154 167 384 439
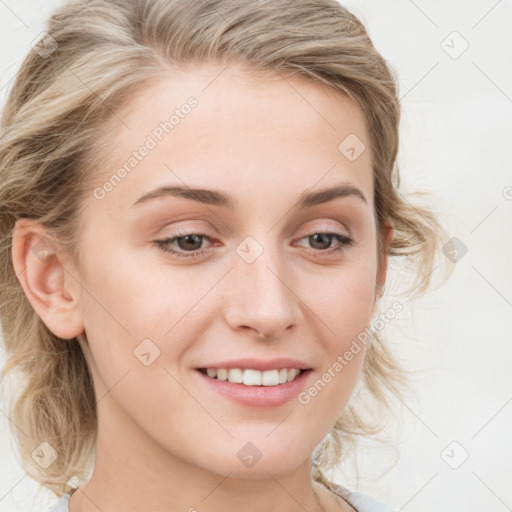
196 357 313 371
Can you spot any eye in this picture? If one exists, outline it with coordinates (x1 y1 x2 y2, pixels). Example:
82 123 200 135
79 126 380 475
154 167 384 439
295 231 354 257
153 231 214 259
153 229 354 260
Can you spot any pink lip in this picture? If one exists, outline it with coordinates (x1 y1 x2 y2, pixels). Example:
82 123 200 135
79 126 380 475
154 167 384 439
195 357 313 371
195 368 313 408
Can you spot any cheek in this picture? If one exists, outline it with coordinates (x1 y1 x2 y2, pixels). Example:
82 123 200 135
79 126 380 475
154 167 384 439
336 271 376 337
76 265 187 431
76 244 205 387
298 259 375 411
75 251 160 373
309 257 377 339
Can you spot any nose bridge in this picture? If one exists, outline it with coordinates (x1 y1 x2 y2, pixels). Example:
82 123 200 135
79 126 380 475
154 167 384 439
237 235 292 307
224 234 301 337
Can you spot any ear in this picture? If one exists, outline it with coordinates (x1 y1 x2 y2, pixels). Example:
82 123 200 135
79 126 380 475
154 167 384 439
11 219 84 340
374 218 395 301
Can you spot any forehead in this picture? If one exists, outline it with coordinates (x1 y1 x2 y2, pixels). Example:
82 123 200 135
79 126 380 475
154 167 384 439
88 62 373 212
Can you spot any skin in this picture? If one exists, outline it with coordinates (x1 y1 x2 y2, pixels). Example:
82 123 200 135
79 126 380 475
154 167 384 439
12 62 393 512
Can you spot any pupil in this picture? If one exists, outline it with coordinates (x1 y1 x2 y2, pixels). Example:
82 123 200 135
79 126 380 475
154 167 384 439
178 234 202 251
310 233 332 250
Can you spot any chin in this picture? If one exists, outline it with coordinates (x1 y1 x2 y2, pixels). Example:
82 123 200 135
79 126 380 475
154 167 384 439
220 444 308 479
219 459 303 480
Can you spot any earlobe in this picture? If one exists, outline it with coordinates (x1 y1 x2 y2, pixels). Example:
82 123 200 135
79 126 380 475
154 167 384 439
11 219 84 340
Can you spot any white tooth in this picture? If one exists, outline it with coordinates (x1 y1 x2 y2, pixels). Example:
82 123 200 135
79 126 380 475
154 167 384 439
279 368 289 384
262 370 279 386
208 368 300 385
243 369 262 386
228 368 243 383
287 368 299 382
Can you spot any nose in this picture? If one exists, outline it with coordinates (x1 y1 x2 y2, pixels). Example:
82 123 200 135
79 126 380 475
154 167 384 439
223 240 303 340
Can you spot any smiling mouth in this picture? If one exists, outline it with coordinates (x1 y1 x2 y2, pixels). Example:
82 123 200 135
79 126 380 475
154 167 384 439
197 367 310 386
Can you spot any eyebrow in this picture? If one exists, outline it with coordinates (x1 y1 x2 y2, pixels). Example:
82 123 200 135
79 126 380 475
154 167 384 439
131 182 367 209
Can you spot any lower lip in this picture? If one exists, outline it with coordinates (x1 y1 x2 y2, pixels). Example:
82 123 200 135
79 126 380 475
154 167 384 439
195 369 312 408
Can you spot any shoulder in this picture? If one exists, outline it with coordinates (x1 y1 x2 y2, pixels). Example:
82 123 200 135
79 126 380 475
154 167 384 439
332 483 398 512
45 492 70 512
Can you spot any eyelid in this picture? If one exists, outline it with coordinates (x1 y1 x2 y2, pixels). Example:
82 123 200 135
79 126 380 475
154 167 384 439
295 221 352 239
157 223 216 238
157 218 352 242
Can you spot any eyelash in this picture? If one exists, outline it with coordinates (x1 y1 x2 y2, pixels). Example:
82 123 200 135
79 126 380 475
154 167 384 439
153 229 354 260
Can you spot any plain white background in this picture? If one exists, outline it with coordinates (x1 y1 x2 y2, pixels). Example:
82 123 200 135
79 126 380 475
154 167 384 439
0 1 511 511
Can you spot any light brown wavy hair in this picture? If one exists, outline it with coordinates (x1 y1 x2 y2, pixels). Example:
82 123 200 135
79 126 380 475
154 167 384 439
0 0 453 499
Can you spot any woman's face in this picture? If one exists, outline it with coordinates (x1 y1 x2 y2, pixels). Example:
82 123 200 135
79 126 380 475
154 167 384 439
66 63 389 479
